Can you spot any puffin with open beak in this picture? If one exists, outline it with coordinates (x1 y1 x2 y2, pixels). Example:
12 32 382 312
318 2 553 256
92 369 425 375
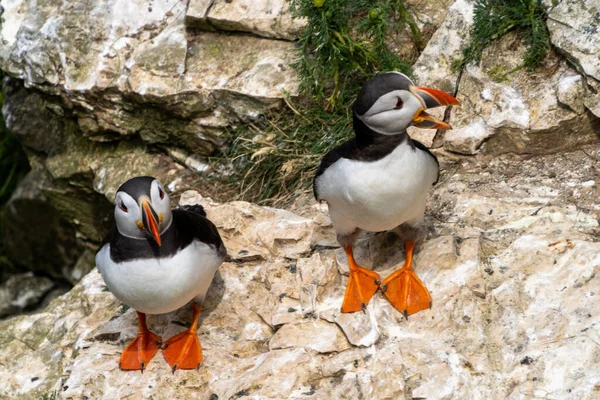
313 72 459 317
96 176 226 372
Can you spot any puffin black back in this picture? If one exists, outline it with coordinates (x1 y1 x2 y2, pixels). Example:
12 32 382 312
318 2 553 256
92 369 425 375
179 204 207 217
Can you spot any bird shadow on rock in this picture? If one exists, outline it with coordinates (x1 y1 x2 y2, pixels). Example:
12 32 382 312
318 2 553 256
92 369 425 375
339 221 436 277
351 231 406 273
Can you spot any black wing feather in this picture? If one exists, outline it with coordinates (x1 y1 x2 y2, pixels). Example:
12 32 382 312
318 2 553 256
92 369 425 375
178 204 207 217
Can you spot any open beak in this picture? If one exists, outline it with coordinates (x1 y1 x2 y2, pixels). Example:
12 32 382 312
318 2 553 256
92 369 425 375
410 86 460 130
141 199 161 246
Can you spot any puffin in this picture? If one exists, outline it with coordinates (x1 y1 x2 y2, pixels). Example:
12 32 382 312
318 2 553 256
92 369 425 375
313 72 459 317
96 176 226 372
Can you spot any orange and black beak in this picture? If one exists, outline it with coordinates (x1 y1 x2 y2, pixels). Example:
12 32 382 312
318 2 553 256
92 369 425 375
410 86 460 130
141 199 161 246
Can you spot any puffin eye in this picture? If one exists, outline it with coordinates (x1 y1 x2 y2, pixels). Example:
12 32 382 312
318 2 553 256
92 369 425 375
119 203 128 212
394 98 403 109
158 187 165 200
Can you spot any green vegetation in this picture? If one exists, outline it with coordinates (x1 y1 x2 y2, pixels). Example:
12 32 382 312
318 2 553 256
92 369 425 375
289 0 417 110
40 392 57 400
0 73 31 273
213 0 420 206
214 99 354 206
453 0 550 72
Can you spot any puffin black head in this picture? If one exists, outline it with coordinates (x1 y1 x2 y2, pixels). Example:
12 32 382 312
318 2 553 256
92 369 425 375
354 72 460 135
114 176 172 246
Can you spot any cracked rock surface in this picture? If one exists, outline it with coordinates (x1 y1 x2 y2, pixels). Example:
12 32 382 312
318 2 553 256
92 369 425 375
2 146 600 399
409 0 600 153
0 0 299 150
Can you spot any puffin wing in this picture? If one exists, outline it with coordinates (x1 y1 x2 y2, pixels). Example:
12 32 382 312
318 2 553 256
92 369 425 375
178 204 207 217
172 208 226 256
314 139 359 200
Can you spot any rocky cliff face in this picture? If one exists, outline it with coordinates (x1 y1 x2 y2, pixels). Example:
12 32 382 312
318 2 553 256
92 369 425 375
0 0 599 397
0 0 306 304
0 0 452 311
1 153 599 399
1 0 596 279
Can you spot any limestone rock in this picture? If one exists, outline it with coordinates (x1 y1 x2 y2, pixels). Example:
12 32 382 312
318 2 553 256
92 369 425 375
557 73 585 114
1 77 64 153
446 34 600 155
0 0 299 154
408 0 473 149
443 116 492 155
1 169 82 281
179 191 316 261
584 92 600 118
412 0 474 93
0 273 55 318
270 319 351 353
358 0 454 65
1 152 600 399
1 78 194 244
334 310 380 347
413 1 600 154
547 0 600 82
186 0 306 40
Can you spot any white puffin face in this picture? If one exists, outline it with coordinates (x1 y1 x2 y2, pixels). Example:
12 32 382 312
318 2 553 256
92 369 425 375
114 178 172 241
149 179 172 231
357 89 424 135
354 71 459 135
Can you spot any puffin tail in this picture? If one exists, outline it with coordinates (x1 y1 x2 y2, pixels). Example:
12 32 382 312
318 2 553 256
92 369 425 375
180 204 207 217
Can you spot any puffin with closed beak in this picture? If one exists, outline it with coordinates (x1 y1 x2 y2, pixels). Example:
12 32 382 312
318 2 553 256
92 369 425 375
314 72 459 317
96 176 226 372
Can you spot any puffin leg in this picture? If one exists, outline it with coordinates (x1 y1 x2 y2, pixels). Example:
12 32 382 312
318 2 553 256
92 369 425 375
162 303 203 372
341 246 381 313
381 241 431 318
120 311 162 372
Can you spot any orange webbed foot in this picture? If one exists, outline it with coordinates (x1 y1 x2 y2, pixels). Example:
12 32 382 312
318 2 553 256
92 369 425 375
341 246 381 313
381 241 431 318
120 312 162 372
162 330 203 372
162 303 203 372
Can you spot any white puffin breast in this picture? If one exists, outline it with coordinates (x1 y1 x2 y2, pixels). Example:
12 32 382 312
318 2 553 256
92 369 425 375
316 141 438 234
96 240 223 314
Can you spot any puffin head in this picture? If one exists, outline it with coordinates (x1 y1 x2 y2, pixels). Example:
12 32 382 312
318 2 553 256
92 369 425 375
354 72 460 135
114 176 172 246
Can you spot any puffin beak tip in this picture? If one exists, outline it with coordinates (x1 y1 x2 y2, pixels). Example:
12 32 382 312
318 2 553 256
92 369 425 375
410 86 459 130
413 86 460 108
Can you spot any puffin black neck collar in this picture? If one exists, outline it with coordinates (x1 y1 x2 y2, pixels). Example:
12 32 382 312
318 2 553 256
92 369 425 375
352 113 408 148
